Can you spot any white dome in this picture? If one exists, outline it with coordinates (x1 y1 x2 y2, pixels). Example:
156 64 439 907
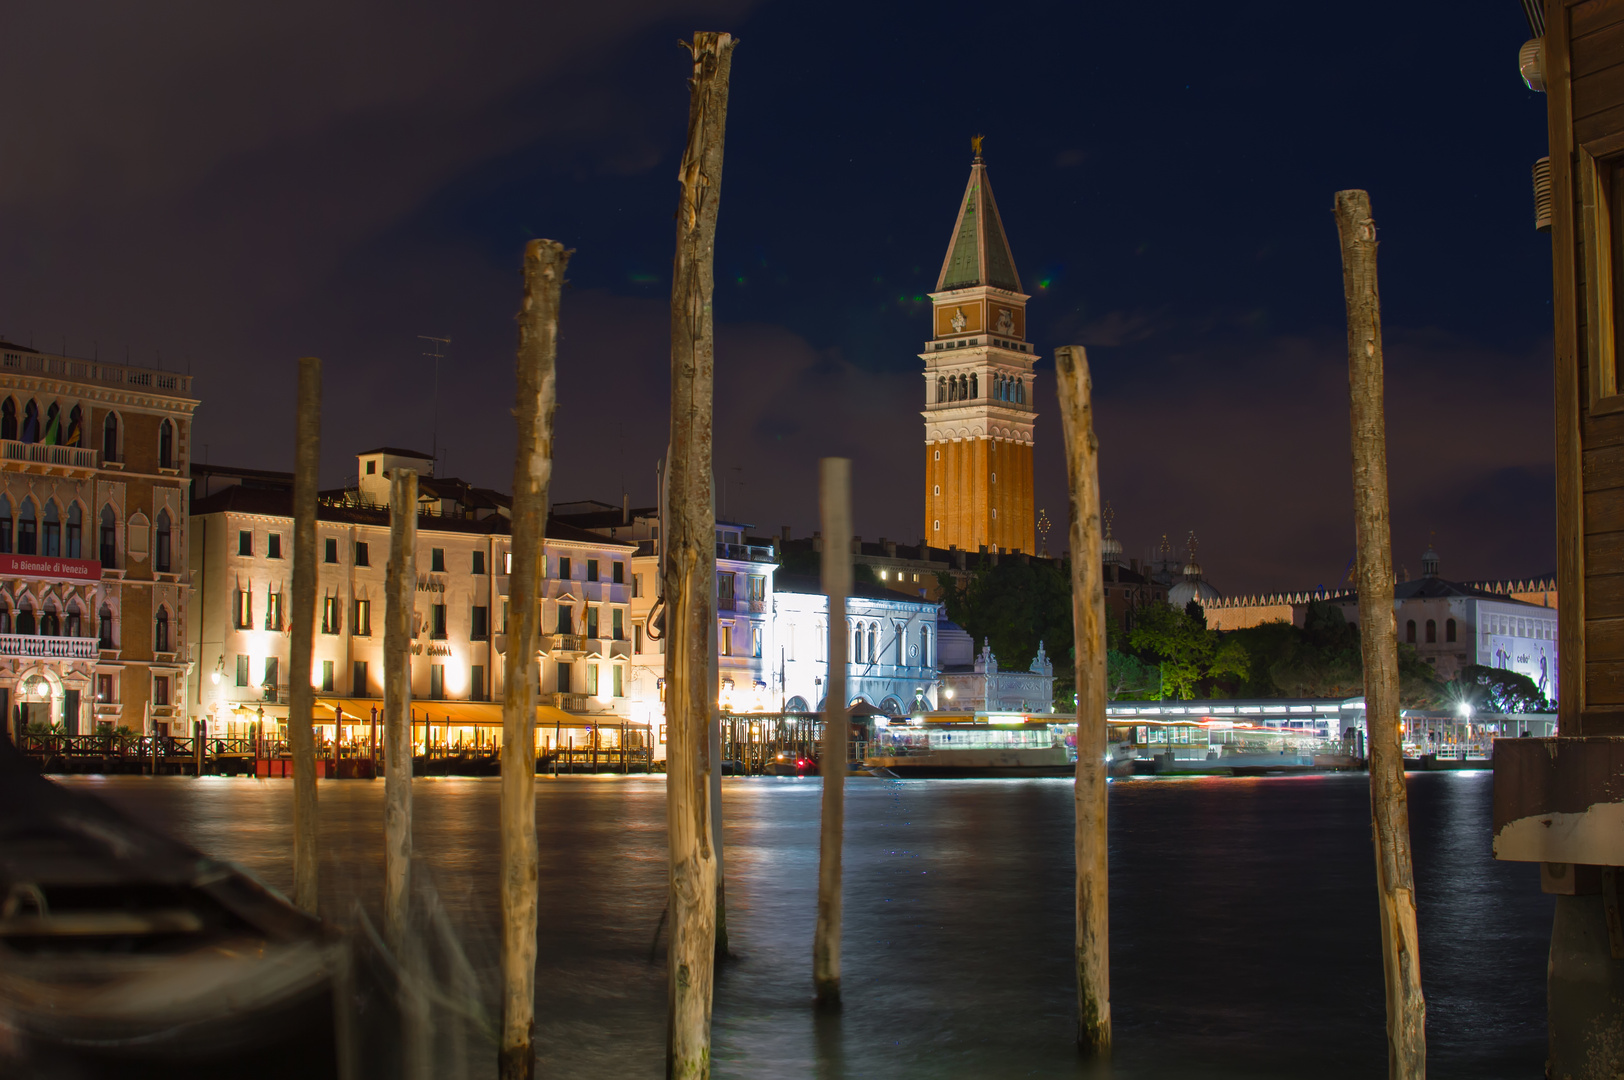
1168 578 1221 609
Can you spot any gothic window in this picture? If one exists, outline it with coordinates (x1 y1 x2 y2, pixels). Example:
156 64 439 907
66 404 82 447
937 376 947 402
17 500 36 554
41 604 58 636
44 402 60 444
103 413 119 460
21 400 39 443
155 509 172 572
66 503 81 558
970 373 978 399
17 598 35 635
159 420 175 470
1016 379 1025 405
0 495 12 553
100 505 117 566
42 501 60 556
155 607 170 653
65 603 81 638
0 604 10 634
99 604 114 647
0 397 15 440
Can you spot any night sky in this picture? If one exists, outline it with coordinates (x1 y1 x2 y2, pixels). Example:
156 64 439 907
0 2 1552 594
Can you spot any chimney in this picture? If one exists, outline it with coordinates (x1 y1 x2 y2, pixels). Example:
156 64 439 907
780 524 791 543
622 493 630 524
1130 557 1139 573
812 530 822 552
884 540 897 558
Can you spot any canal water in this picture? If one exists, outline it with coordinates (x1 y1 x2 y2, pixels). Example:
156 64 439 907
60 771 1549 1078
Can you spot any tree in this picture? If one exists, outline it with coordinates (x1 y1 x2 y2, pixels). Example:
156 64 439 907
1446 664 1549 714
1125 601 1249 700
939 558 1075 706
1106 649 1161 700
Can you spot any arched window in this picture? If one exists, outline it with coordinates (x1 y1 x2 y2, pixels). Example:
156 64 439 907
98 603 114 648
1446 618 1457 643
937 376 947 402
0 397 15 440
65 602 81 638
960 374 969 399
17 598 35 635
159 420 175 470
969 372 978 399
1425 619 1437 644
99 505 116 566
42 501 59 557
66 503 81 558
1405 619 1416 644
20 400 39 443
17 500 36 554
44 402 60 445
784 696 809 714
867 624 878 663
852 625 863 664
41 603 58 636
921 625 931 667
155 509 172 572
0 495 11 554
154 606 170 652
66 404 82 448
0 604 10 634
1016 379 1025 405
102 413 118 460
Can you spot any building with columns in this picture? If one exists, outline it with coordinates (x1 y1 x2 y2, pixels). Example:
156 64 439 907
922 142 1039 555
0 342 196 739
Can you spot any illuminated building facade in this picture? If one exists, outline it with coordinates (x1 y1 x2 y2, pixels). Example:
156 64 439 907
0 342 197 739
922 142 1038 555
188 451 637 744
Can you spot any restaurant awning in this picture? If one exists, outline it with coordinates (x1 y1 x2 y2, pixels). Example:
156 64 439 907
311 698 642 729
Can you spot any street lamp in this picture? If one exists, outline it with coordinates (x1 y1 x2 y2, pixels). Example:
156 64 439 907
211 656 223 686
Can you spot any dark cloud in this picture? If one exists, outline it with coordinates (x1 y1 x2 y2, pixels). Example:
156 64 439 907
0 0 1556 596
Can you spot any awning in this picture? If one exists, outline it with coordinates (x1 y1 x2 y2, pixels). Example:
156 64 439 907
311 698 641 729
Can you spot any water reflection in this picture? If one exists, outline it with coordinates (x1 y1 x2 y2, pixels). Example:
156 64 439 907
62 771 1549 1078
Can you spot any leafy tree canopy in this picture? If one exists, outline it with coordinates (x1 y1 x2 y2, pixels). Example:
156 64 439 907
1445 664 1549 715
939 559 1074 706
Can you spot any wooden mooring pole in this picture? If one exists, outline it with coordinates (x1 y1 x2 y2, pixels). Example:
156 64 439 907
289 356 321 916
1054 345 1110 1056
500 239 570 1080
383 467 417 954
1334 188 1427 1079
665 29 735 1080
813 458 851 1008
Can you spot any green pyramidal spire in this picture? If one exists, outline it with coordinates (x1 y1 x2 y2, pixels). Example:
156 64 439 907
935 142 1022 293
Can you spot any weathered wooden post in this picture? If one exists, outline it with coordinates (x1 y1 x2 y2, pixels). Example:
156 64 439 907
814 457 851 1008
665 29 735 1079
1054 345 1110 1056
384 467 417 954
1334 188 1427 1079
289 356 321 916
500 238 569 1080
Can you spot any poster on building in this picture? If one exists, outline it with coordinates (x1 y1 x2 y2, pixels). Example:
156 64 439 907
1485 633 1557 703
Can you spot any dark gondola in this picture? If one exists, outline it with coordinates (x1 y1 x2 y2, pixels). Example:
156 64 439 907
0 737 342 1079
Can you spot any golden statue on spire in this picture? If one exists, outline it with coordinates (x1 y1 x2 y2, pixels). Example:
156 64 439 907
971 134 985 160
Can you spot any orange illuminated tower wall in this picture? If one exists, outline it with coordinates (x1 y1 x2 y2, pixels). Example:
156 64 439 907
921 144 1038 554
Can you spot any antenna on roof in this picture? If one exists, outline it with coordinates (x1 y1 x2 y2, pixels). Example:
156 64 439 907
418 334 451 467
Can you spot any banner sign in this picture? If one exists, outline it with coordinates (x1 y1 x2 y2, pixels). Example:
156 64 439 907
0 554 103 583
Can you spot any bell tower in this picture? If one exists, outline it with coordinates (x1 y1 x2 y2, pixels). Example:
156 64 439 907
922 139 1037 555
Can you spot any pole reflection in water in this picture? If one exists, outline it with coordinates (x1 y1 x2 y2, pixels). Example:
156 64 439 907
62 771 1549 1078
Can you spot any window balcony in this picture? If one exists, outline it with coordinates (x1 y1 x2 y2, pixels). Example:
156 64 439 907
551 692 589 712
0 439 98 476
549 634 583 654
0 634 99 660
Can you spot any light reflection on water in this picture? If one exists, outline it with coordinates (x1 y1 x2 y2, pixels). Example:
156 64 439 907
60 770 1549 1078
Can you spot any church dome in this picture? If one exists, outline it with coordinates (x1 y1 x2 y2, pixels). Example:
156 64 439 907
1169 577 1222 609
1102 535 1123 563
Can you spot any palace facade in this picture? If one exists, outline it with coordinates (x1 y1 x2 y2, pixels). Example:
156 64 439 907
0 343 196 739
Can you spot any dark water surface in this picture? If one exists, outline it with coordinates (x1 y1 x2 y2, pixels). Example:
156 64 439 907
58 771 1550 1078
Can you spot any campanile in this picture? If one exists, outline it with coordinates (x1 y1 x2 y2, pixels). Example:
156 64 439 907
922 140 1037 555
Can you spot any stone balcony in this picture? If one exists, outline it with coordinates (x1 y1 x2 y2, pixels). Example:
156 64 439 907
0 440 98 476
0 633 99 660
